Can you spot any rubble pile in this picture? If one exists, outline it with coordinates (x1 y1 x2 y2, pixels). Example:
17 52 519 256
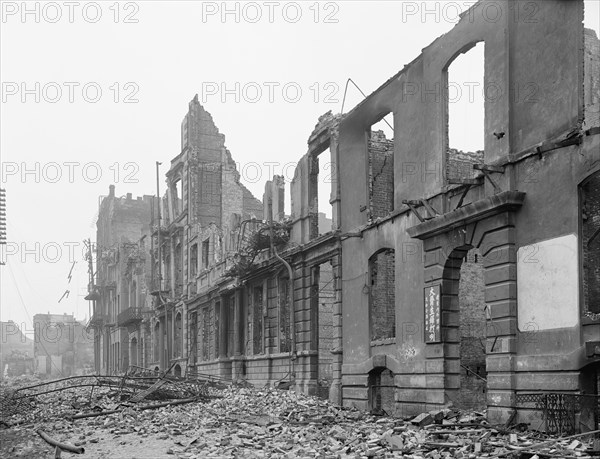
2 378 600 458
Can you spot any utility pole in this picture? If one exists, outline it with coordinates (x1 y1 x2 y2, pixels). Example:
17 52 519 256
267 197 296 378
156 161 170 372
156 162 162 298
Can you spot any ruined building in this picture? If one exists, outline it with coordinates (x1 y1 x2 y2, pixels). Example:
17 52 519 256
33 313 94 377
88 186 154 374
88 0 600 431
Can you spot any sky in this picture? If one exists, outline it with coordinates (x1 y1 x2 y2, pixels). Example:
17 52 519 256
1 0 599 334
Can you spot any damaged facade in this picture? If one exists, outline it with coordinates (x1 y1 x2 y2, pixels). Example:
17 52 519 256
88 0 600 432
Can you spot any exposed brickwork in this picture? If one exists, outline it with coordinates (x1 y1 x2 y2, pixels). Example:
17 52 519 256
370 249 396 341
457 249 487 410
447 148 485 182
368 130 394 219
583 171 600 313
369 368 395 415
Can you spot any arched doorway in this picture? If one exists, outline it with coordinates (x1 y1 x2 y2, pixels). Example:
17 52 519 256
442 245 487 410
368 367 395 415
174 364 182 378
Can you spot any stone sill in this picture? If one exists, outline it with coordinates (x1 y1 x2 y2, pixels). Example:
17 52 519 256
370 338 396 347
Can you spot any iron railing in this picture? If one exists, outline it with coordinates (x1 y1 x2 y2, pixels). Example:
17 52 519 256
516 392 600 435
117 307 145 327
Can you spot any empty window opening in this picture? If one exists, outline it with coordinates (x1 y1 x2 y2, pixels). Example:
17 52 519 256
368 367 395 415
227 296 235 357
368 117 394 219
580 362 600 432
446 42 485 182
202 238 210 270
130 337 138 367
317 147 335 235
153 322 160 363
314 261 335 400
172 178 182 216
279 276 291 353
190 243 198 278
201 307 211 361
369 249 396 341
189 312 198 365
174 364 182 378
214 302 220 358
174 312 182 358
582 171 600 314
452 247 487 410
130 280 137 309
253 286 264 355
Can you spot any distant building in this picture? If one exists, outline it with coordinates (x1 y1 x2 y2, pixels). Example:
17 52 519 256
0 321 34 378
33 313 94 377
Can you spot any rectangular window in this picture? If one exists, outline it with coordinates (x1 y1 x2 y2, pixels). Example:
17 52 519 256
202 307 210 361
367 117 394 219
279 278 291 353
202 239 210 269
253 286 264 354
190 244 198 277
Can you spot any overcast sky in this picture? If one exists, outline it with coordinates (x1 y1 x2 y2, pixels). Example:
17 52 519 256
1 1 599 333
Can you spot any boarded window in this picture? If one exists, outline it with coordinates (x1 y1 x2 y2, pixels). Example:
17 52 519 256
369 249 396 341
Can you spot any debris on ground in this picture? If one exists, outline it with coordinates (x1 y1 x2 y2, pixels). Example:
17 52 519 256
2 374 600 458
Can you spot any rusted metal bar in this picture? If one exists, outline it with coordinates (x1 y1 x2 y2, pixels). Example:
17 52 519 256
70 396 201 421
36 429 85 454
402 200 425 222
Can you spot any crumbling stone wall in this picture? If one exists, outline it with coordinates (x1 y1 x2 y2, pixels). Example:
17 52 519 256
368 130 394 219
583 171 600 313
369 249 396 341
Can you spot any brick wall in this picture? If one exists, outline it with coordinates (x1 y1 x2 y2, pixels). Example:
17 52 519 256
447 148 484 182
368 130 394 219
370 249 396 341
583 171 600 313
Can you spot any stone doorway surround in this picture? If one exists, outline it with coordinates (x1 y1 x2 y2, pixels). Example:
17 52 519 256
407 190 525 424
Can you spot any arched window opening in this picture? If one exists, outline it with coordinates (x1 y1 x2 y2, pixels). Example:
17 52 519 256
446 42 485 182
